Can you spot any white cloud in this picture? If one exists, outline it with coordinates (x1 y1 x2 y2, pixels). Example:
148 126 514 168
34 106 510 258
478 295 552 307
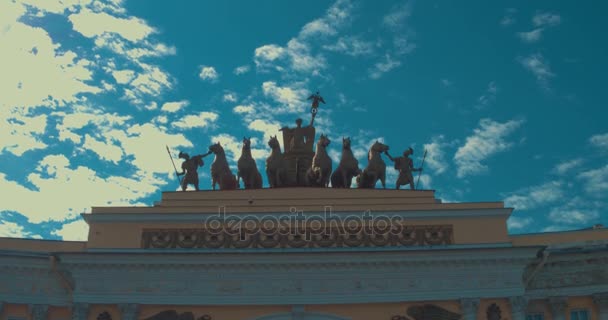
105 123 193 177
161 100 189 113
0 113 48 156
0 220 31 238
422 135 448 175
248 119 282 142
323 36 374 56
254 44 286 69
503 181 563 211
533 12 561 28
578 165 608 196
507 216 533 230
262 81 308 113
549 207 599 226
0 155 158 223
126 63 173 104
299 0 353 38
518 53 554 88
553 158 583 175
517 28 543 43
111 69 135 84
590 133 608 151
500 8 517 27
454 118 524 178
286 39 327 73
223 92 237 103
82 134 124 163
172 112 219 129
0 6 101 110
69 9 155 42
233 65 251 75
199 66 219 82
476 81 498 109
52 219 89 241
300 19 337 38
233 105 255 114
369 54 401 79
383 2 411 30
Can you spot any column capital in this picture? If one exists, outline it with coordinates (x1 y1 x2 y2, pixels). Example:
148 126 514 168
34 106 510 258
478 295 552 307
593 293 608 309
29 305 49 320
509 296 529 313
118 304 140 320
548 297 568 315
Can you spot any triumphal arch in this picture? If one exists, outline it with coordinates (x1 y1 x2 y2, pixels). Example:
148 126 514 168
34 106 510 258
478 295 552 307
1 96 608 320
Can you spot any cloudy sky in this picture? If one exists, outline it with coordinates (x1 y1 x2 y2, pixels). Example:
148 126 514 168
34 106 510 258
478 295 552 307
1 0 607 241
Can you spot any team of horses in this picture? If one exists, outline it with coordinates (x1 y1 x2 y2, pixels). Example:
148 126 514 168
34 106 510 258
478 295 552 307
203 135 390 190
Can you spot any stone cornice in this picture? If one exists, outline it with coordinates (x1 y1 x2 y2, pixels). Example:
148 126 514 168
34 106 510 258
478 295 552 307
55 246 540 269
83 208 512 223
141 225 455 249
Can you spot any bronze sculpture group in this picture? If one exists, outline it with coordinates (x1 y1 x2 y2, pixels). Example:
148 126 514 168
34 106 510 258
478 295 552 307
169 91 424 191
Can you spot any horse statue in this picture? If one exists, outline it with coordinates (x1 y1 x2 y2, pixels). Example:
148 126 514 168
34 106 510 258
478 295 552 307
237 137 263 189
330 137 361 188
306 134 332 187
266 135 287 188
356 140 389 189
208 142 238 190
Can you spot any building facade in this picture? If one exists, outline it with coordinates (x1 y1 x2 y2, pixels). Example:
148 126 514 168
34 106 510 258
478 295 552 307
1 188 607 320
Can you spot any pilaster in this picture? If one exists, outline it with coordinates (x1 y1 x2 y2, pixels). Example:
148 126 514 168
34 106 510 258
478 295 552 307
461 298 480 320
29 305 49 320
548 297 568 320
593 293 608 320
118 304 140 320
509 297 529 320
71 303 90 320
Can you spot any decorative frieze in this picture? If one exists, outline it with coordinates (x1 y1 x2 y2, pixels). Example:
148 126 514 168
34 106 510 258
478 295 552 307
141 225 454 249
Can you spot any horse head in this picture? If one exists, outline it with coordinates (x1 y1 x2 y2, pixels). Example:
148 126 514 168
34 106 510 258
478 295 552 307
208 142 224 155
371 140 389 154
242 136 251 150
318 134 331 148
268 135 281 150
342 137 351 149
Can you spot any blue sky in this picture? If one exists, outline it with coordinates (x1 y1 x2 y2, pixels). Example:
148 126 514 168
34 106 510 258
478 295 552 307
1 0 607 240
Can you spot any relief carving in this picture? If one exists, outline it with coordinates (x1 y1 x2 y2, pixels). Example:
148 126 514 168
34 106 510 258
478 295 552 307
141 225 454 249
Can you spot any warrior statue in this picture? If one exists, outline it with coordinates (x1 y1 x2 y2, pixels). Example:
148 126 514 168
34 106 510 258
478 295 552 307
177 151 211 191
385 147 422 190
307 91 325 126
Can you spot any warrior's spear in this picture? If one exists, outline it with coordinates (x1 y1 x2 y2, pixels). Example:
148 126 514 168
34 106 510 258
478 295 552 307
415 149 428 190
166 145 181 187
